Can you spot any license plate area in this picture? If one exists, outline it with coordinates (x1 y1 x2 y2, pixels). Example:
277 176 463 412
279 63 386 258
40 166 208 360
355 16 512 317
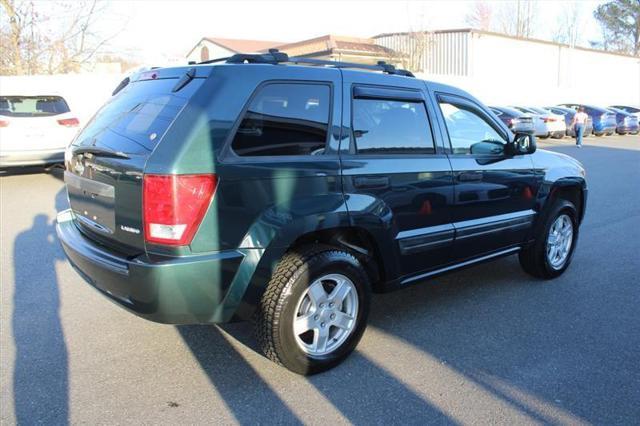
65 171 116 234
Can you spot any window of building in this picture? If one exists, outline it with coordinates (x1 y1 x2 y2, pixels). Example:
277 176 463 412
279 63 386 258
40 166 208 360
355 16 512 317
231 83 331 156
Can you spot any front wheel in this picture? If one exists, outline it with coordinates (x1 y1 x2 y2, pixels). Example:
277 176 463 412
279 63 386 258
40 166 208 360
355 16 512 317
519 200 579 279
255 245 371 375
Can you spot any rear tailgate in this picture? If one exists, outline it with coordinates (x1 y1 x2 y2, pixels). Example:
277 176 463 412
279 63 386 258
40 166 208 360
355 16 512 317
65 67 207 255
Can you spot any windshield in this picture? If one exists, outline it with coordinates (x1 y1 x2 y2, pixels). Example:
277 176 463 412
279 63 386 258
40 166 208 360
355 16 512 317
0 96 70 117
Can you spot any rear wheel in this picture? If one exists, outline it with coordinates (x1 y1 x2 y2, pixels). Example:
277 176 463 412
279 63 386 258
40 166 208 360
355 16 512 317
255 245 371 375
519 200 579 279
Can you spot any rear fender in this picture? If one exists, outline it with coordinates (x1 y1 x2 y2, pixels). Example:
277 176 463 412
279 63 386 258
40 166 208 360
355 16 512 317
229 194 398 321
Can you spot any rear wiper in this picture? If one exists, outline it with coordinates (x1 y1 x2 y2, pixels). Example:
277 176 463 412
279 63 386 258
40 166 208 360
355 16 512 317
72 146 130 159
172 67 196 92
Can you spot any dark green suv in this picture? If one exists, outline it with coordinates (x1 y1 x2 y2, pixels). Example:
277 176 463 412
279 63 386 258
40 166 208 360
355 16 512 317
56 51 587 374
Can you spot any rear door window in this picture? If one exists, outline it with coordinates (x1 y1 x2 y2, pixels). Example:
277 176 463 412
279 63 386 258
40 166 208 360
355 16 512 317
0 96 70 117
351 97 435 155
231 83 331 156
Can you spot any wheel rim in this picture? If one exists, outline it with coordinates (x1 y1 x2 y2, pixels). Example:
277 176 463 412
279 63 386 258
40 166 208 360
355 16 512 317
546 214 574 270
293 273 359 356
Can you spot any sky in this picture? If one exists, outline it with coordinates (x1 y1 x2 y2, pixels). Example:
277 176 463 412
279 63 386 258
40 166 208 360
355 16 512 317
96 0 606 65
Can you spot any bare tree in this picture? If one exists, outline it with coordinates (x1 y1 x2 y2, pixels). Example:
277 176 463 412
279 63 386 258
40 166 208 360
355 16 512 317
465 1 493 31
384 3 435 73
552 1 584 46
496 0 539 38
0 0 118 75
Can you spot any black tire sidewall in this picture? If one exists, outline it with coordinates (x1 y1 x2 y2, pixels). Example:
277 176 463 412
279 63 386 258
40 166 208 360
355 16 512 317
276 250 371 375
539 201 579 278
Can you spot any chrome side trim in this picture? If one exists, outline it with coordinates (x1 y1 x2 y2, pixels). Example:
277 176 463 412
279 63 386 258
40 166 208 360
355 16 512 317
401 247 520 285
395 210 535 255
396 223 455 255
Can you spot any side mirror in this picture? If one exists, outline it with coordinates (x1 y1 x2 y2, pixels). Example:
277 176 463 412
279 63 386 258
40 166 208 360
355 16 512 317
508 132 537 155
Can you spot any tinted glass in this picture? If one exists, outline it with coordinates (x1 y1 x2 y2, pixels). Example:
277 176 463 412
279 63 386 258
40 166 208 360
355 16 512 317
439 101 507 155
232 83 330 156
352 98 434 155
73 78 204 153
0 96 70 117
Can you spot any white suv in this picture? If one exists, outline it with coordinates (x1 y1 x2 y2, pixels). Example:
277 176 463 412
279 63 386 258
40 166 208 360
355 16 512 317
0 95 80 168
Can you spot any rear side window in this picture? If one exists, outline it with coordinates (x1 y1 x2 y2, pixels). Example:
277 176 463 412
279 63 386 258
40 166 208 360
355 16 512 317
231 83 331 156
352 99 435 155
0 96 70 117
74 78 203 153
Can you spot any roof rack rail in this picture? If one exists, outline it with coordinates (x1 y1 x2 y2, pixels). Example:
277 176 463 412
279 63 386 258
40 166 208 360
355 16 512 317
288 57 414 77
193 48 414 77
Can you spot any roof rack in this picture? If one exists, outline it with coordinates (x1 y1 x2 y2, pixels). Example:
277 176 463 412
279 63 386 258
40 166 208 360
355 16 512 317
193 49 414 77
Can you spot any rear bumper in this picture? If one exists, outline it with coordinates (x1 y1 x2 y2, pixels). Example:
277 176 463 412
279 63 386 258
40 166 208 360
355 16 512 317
0 149 64 167
56 209 245 324
616 124 639 134
593 124 616 134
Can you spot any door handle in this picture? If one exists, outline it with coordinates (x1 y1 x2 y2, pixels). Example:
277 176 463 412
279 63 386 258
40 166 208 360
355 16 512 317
353 176 390 189
458 171 483 182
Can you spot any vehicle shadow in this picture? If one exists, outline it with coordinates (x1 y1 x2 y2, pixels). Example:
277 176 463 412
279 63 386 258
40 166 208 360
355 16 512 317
12 188 69 424
178 321 452 424
176 324 303 424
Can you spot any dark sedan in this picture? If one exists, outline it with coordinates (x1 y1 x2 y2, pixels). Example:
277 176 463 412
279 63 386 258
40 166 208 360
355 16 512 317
489 106 535 134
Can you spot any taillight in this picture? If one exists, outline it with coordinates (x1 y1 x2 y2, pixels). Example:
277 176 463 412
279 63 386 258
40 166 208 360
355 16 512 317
143 174 217 246
543 117 556 123
57 117 79 127
0 119 8 127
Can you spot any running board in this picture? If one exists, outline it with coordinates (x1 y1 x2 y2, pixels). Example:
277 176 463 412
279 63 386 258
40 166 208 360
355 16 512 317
400 247 521 286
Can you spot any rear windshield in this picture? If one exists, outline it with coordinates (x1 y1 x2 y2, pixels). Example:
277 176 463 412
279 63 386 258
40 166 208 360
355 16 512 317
72 77 204 154
0 96 70 117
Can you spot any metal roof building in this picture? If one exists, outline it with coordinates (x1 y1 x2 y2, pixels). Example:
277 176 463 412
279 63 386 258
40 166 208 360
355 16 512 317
374 29 640 106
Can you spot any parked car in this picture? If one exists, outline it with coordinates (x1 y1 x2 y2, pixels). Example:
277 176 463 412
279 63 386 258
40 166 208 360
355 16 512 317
607 107 639 135
56 51 588 375
489 106 535 134
544 106 594 137
510 106 565 139
0 94 79 168
558 104 617 136
609 105 640 121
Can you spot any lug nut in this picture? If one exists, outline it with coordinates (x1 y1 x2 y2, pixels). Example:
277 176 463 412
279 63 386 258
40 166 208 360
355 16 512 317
314 315 319 320
321 322 326 328
329 303 334 308
319 303 325 308
330 314 336 320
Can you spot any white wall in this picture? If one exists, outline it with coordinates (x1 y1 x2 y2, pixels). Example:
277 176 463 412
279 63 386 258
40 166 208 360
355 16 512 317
467 32 639 107
389 31 640 108
0 73 125 124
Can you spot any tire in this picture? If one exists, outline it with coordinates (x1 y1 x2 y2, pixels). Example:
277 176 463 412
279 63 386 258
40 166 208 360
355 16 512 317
606 132 614 136
519 199 579 279
255 244 371 375
594 132 603 137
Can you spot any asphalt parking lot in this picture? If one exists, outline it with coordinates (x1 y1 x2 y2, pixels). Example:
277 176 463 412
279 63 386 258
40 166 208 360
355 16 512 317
1 134 639 425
